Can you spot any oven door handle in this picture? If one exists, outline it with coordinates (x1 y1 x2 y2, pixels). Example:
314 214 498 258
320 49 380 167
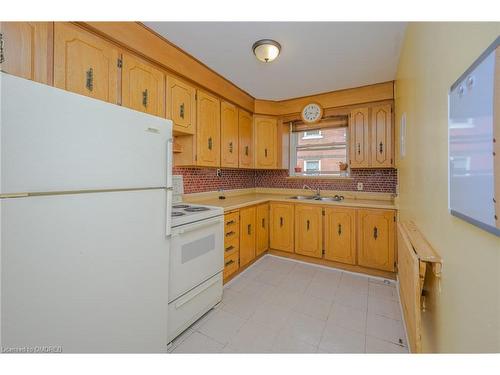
173 216 224 235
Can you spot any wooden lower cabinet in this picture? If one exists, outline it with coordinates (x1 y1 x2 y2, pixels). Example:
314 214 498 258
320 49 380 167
294 205 323 258
269 202 294 253
239 206 256 267
324 207 356 265
357 209 396 272
256 203 269 256
223 211 239 281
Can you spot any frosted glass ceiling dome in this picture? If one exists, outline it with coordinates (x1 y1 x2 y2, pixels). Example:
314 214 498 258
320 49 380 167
252 39 281 63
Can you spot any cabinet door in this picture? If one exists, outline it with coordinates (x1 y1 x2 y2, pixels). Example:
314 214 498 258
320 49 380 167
239 206 256 267
121 53 165 117
196 90 220 167
294 205 323 258
349 108 370 168
256 203 269 256
255 117 277 169
54 23 119 104
371 104 393 167
324 207 356 265
357 209 395 271
269 202 294 253
0 22 53 85
238 109 254 168
167 75 196 135
221 101 239 167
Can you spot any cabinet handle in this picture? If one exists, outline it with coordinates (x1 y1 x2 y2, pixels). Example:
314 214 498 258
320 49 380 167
245 145 249 156
338 224 342 235
265 148 268 157
379 142 384 154
226 220 235 225
373 226 378 240
0 33 5 64
208 137 213 150
262 218 265 228
225 259 235 267
247 224 252 235
85 67 94 92
280 217 284 227
225 231 235 237
142 89 148 107
229 141 233 153
357 143 360 155
306 220 310 231
225 245 234 252
179 103 185 119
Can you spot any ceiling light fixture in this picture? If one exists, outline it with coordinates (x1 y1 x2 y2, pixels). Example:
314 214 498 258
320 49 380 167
252 39 281 63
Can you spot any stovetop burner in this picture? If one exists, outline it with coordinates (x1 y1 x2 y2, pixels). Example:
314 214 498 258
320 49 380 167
172 211 185 217
184 206 210 212
173 204 190 209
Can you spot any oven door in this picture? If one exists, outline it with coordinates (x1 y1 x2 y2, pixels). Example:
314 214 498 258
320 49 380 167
169 215 224 302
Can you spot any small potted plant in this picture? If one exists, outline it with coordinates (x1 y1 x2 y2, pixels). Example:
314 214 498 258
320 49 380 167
339 162 348 172
294 165 302 173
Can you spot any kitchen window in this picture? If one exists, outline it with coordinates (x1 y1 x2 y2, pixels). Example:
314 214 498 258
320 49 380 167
290 126 348 177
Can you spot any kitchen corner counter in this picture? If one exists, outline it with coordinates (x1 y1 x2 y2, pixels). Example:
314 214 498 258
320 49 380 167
183 191 397 212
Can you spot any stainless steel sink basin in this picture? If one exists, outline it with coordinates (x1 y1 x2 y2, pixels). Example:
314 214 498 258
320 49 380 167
317 196 343 201
289 195 345 201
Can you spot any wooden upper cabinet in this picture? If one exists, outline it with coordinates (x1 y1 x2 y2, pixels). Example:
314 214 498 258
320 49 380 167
294 205 323 258
0 22 53 85
349 107 370 168
370 104 393 168
167 75 196 135
196 90 220 167
121 53 165 117
238 109 254 168
255 116 278 169
269 202 294 253
324 207 356 265
256 203 269 256
221 101 239 168
239 206 256 268
357 209 395 272
54 23 119 104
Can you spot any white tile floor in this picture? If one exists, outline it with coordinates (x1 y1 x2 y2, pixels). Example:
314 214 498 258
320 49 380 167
169 255 409 353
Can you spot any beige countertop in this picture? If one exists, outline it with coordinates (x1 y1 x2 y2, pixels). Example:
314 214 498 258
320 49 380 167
184 189 397 212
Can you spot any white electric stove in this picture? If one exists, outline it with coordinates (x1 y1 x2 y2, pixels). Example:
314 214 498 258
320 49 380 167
167 176 224 344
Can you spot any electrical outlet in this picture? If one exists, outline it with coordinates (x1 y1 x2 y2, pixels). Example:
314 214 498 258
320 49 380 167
216 169 222 177
357 182 364 191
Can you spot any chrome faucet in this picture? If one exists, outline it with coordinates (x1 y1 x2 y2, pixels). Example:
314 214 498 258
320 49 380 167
303 184 321 198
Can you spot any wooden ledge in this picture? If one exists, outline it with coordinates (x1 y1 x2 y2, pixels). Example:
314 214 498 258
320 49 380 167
401 221 443 277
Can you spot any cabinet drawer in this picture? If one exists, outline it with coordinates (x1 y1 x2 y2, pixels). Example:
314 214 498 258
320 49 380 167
224 212 239 230
223 252 239 280
224 237 239 258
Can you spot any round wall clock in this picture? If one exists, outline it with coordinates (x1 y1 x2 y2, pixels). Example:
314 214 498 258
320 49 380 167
301 102 323 124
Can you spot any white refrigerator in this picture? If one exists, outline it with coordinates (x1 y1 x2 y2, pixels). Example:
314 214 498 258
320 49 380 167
0 73 173 353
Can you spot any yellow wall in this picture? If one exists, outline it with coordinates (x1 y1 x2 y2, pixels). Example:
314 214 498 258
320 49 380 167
395 23 500 353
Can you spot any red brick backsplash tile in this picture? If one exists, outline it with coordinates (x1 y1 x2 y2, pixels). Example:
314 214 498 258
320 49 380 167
173 167 397 194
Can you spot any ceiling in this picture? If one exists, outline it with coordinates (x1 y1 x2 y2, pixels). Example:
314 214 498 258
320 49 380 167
144 22 407 101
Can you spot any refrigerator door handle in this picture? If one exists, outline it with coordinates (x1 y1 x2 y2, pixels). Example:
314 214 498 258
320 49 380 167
166 138 173 188
166 137 173 237
166 188 173 237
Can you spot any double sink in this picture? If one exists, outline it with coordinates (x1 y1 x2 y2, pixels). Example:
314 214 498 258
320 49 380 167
289 195 345 202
